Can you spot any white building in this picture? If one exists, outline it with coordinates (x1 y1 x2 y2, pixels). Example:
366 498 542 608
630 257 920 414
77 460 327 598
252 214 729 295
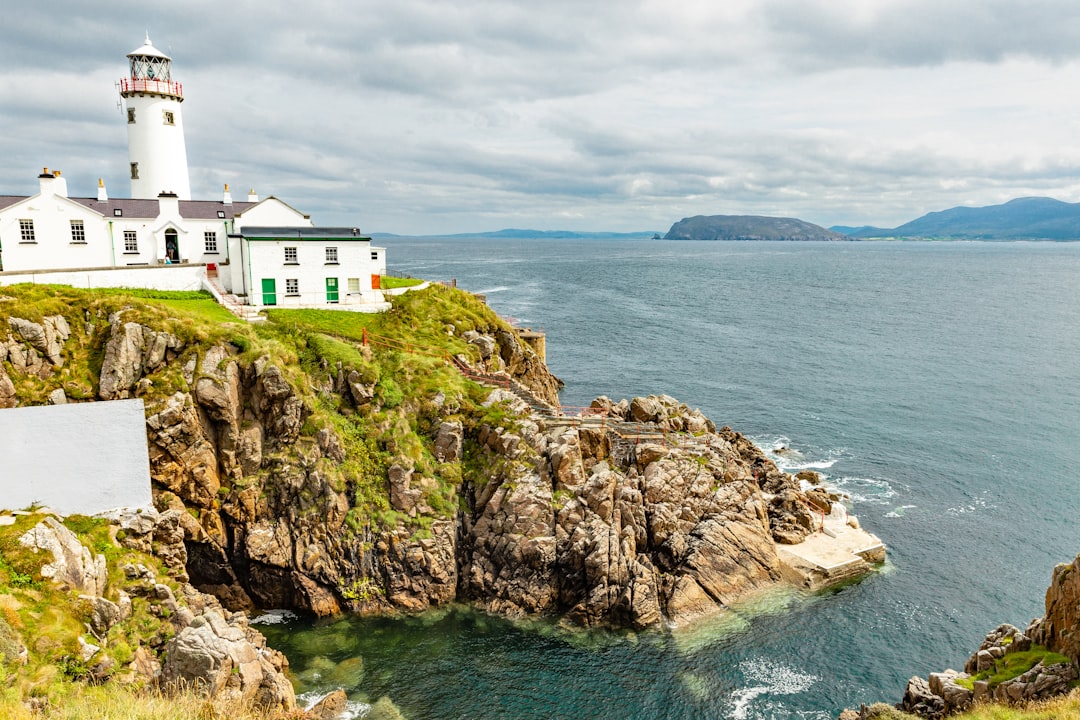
0 37 387 313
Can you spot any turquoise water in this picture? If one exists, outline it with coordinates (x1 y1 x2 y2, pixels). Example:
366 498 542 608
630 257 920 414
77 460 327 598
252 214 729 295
257 240 1080 718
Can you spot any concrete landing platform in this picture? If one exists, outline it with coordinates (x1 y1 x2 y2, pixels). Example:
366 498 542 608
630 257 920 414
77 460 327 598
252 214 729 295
776 509 886 592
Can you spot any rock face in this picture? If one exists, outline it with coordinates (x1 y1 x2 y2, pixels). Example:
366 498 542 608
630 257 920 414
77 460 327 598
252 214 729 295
1032 554 1080 661
17 512 295 714
3 308 880 631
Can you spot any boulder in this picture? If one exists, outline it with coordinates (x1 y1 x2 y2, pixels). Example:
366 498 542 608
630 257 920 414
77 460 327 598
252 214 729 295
19 516 108 597
161 609 295 714
307 689 348 720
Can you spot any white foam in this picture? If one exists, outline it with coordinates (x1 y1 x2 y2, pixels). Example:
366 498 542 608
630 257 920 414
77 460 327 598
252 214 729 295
828 476 899 505
728 658 819 720
250 609 298 625
884 505 918 518
298 691 370 720
946 491 995 516
476 285 509 294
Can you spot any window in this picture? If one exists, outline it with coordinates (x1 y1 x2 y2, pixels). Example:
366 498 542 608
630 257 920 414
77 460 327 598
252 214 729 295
325 246 338 264
114 208 123 217
163 110 175 125
123 230 138 253
19 219 35 243
216 210 226 219
347 278 360 293
127 108 135 123
130 162 139 180
284 246 298 264
285 278 299 296
371 251 379 260
70 220 86 244
204 231 218 253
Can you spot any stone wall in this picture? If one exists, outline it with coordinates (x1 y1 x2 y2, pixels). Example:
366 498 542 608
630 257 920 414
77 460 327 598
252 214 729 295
0 399 153 514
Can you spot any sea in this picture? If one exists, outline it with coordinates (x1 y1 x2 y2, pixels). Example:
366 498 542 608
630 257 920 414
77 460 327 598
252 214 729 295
256 239 1080 719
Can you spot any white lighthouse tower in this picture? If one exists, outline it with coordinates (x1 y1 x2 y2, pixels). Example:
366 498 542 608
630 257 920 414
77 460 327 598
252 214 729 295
119 35 191 200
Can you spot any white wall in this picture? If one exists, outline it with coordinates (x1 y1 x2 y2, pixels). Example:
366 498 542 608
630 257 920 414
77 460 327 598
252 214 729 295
125 94 191 200
245 239 386 307
0 264 206 292
0 400 153 515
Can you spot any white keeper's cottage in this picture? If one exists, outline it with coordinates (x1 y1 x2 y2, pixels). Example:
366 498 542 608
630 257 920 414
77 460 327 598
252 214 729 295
0 36 388 314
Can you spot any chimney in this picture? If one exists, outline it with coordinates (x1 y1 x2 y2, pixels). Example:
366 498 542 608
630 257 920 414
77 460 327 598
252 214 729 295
247 188 259 202
53 170 68 198
97 178 108 202
223 183 232 205
38 168 61 197
157 191 180 219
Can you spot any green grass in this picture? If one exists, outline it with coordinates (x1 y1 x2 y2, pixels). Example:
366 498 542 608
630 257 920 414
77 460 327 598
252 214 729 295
954 646 1073 690
380 275 425 289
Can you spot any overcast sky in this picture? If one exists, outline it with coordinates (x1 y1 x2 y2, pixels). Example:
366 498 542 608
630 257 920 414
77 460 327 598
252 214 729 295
4 1 1080 234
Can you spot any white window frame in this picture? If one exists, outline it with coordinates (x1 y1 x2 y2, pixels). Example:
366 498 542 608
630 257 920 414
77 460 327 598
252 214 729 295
204 231 218 253
70 220 86 244
285 278 299 296
284 246 298 264
123 230 138 253
325 246 338 264
347 277 360 293
19 219 36 243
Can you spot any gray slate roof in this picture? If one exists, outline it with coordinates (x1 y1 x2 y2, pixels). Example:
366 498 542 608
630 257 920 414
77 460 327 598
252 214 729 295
0 195 257 219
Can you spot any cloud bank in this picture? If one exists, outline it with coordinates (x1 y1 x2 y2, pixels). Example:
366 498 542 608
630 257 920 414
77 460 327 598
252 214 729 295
3 1 1080 233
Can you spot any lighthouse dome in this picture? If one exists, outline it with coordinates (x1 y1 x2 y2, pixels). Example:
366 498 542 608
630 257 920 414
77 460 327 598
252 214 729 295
127 34 171 61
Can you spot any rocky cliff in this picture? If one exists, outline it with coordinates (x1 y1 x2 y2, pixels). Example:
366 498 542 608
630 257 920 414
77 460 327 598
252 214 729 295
843 554 1080 719
0 286 882 634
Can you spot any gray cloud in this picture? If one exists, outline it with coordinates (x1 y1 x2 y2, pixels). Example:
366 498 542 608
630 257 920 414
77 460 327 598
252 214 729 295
4 1 1080 234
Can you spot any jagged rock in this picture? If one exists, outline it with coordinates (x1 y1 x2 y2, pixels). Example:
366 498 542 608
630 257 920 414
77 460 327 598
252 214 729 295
81 595 123 638
146 393 221 508
468 333 496 360
964 624 1031 673
433 421 463 462
307 689 348 720
99 319 183 399
388 464 422 516
1033 554 1080 661
0 367 15 408
901 675 945 717
161 609 295 714
46 388 67 404
19 516 108 596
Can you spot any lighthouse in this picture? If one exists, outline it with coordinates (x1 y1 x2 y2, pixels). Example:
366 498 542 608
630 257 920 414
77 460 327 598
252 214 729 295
119 35 191 200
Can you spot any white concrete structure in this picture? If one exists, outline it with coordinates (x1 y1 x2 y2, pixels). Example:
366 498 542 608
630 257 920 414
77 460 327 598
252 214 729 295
0 400 153 515
0 36 388 315
121 35 191 200
232 227 388 308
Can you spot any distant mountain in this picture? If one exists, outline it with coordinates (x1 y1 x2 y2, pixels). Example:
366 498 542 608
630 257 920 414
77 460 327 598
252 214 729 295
370 229 659 240
664 215 848 241
837 197 1080 240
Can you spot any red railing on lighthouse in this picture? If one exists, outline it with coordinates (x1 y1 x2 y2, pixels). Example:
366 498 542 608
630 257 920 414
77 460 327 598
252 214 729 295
119 78 183 97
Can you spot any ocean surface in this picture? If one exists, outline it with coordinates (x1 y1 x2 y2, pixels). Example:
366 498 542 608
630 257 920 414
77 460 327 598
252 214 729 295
257 239 1080 719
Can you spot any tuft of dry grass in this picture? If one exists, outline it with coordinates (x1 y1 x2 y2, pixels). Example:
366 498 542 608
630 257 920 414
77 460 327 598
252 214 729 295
0 682 305 720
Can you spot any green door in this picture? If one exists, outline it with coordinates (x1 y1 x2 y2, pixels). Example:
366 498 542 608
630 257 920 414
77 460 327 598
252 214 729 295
326 277 339 303
261 278 277 306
